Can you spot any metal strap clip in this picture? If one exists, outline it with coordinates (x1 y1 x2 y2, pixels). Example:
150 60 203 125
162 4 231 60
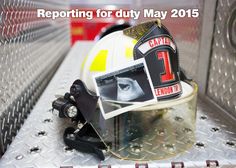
171 162 184 168
206 160 219 167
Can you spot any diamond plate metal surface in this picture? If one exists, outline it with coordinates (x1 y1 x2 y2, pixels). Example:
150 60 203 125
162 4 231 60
134 0 204 79
0 42 235 168
0 0 70 155
207 0 236 118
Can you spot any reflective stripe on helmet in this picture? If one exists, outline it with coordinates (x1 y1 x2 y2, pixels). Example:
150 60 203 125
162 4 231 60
125 47 133 59
89 50 108 72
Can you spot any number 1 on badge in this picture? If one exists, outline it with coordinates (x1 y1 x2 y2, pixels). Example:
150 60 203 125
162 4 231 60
157 51 175 83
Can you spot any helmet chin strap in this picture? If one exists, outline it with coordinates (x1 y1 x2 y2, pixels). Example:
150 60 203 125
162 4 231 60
63 124 107 161
123 19 161 40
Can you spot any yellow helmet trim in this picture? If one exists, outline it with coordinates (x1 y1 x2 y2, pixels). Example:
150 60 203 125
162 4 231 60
89 50 108 72
125 47 133 59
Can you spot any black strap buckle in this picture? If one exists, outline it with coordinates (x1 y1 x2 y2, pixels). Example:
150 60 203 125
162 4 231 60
63 123 107 160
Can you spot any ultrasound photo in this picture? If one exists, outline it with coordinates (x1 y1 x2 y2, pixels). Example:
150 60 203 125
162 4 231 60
93 59 157 119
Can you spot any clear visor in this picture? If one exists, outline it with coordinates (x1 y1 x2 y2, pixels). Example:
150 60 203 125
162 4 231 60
90 81 198 161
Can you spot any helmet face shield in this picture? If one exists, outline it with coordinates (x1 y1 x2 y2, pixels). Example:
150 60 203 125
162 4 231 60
90 81 198 160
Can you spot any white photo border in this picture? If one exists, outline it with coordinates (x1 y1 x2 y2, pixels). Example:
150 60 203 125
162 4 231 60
93 58 157 120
